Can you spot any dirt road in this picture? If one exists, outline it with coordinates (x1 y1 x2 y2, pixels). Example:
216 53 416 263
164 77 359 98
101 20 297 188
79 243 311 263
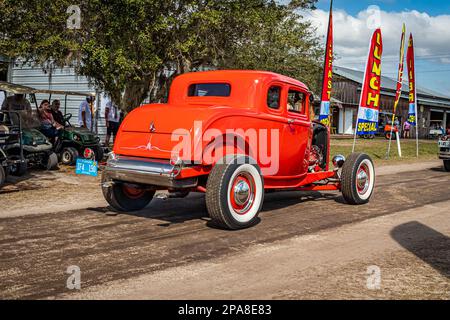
0 161 449 299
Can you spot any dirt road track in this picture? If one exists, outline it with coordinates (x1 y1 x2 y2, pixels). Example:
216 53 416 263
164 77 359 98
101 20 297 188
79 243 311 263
0 163 449 299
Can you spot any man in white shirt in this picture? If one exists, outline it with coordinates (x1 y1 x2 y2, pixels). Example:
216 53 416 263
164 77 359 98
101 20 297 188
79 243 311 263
105 100 120 146
78 96 95 131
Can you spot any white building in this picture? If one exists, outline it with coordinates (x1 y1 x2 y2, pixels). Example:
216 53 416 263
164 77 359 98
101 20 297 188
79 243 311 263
5 60 109 139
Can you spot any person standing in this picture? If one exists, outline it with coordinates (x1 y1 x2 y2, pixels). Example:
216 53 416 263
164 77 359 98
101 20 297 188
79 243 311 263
403 120 411 139
78 96 95 131
104 100 120 146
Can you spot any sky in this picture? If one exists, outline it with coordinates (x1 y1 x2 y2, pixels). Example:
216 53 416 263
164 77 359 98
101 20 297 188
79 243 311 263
301 0 450 95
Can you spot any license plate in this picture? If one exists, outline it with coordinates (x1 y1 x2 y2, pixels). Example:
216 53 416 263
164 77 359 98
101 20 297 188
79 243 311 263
439 140 450 148
76 158 98 177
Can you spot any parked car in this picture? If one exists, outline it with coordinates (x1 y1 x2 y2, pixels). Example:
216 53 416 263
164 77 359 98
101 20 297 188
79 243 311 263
438 135 450 172
102 70 376 230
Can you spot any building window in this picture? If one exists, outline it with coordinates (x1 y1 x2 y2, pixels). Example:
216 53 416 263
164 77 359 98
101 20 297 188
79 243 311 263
188 83 231 97
267 86 281 109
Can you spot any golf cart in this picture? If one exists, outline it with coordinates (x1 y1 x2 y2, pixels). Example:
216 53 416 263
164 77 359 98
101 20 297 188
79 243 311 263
0 81 58 175
362 112 402 140
0 110 27 186
32 89 104 165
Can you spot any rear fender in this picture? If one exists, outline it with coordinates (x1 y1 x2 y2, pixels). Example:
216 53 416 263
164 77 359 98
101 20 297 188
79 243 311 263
201 133 253 167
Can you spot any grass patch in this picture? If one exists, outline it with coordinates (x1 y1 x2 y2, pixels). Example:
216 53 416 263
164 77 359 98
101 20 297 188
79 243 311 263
330 137 439 166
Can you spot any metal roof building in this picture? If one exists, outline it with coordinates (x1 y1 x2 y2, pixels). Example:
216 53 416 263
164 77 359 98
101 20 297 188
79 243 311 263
328 66 450 137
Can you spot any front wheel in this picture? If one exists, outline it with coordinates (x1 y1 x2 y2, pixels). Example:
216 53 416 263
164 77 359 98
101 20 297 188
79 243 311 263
101 171 155 211
61 147 79 165
444 160 450 172
206 155 264 230
341 153 375 205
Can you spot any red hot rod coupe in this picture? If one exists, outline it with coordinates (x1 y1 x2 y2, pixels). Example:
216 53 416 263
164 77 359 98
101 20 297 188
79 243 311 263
102 71 375 230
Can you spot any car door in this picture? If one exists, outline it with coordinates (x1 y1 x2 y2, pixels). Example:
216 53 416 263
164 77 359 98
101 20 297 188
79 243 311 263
280 86 311 177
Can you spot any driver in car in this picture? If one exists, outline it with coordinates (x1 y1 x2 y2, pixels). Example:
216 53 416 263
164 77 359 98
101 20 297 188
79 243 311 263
51 100 64 125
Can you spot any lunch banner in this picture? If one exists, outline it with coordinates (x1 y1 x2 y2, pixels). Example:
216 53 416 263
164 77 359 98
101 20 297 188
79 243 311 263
319 0 333 126
407 33 417 126
355 28 383 136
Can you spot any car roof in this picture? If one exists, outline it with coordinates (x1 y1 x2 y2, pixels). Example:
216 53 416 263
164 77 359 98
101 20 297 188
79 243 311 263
175 70 309 91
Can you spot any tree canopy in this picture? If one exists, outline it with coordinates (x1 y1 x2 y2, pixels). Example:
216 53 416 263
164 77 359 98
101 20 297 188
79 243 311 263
0 0 322 112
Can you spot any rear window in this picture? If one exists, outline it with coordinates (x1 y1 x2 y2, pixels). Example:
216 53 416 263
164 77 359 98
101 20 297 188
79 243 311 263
188 83 231 97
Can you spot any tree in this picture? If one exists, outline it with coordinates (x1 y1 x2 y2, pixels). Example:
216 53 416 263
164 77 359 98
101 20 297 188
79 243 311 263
0 0 321 112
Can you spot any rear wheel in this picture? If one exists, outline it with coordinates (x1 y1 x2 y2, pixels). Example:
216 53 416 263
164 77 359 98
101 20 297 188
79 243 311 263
95 146 104 162
385 132 397 140
444 160 450 172
0 166 5 186
61 147 79 165
341 153 375 205
206 155 264 230
9 156 27 176
101 171 155 211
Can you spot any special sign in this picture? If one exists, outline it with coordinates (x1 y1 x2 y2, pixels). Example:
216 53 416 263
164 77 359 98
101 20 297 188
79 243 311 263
407 33 417 126
319 3 333 126
356 28 383 135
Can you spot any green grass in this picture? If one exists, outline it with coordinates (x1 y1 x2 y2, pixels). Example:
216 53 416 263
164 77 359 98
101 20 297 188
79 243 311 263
330 137 439 166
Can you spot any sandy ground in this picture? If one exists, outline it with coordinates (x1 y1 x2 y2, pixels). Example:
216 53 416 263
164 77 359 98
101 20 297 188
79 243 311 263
0 159 449 299
0 166 105 218
62 200 450 300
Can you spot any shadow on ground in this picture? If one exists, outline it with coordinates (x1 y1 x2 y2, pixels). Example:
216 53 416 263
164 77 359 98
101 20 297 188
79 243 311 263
391 221 450 278
86 190 340 228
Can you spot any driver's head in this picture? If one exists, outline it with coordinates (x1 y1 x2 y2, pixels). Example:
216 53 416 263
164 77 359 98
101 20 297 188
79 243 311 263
52 100 61 110
40 99 50 110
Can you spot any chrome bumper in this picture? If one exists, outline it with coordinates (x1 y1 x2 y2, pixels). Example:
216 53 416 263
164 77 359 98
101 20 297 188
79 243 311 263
104 155 198 189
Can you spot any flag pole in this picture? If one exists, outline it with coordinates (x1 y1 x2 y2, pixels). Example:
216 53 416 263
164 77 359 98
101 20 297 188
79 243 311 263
352 32 373 153
319 0 333 127
386 23 406 160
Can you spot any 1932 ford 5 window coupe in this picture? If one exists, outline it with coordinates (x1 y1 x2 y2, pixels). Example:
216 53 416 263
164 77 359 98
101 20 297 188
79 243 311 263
102 71 375 230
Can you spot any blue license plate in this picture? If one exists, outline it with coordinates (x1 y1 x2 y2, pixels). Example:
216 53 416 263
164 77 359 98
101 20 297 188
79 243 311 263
75 158 98 177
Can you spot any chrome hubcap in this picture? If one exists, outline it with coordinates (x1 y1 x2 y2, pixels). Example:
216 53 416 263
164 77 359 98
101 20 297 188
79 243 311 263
234 180 251 206
230 172 256 215
356 164 370 195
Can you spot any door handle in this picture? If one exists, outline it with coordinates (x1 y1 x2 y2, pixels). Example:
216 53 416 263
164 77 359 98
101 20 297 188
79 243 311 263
288 119 295 125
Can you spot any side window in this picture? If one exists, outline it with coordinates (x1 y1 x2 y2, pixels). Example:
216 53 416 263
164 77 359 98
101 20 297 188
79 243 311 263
267 86 281 109
287 89 305 114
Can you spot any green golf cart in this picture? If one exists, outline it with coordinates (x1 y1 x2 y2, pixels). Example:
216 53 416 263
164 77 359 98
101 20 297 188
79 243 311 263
0 81 58 175
32 89 104 165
